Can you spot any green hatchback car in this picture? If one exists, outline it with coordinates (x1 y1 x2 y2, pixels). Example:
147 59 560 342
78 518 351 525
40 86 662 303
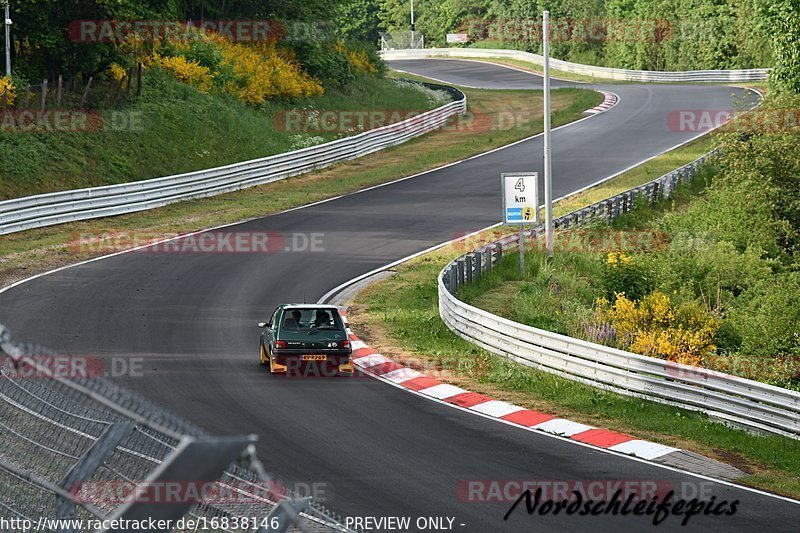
258 304 354 375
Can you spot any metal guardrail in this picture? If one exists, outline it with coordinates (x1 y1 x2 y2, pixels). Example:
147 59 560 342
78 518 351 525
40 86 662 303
438 151 800 438
0 83 466 236
382 48 770 83
0 322 356 532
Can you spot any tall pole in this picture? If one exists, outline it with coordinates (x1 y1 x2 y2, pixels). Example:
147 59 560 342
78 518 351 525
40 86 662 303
3 1 10 78
410 0 415 49
543 10 553 258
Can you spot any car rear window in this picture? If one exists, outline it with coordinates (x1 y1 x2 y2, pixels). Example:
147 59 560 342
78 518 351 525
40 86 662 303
279 308 344 332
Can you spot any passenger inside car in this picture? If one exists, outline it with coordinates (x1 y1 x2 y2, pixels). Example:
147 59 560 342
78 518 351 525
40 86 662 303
313 310 331 328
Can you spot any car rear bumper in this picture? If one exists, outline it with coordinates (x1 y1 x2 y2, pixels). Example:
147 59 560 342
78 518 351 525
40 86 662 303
272 349 352 360
270 350 353 374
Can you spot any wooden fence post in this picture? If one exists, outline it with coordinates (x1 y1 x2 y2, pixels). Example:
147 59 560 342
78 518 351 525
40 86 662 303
80 77 93 108
123 68 133 101
110 77 123 107
57 75 63 109
40 80 48 113
136 63 143 97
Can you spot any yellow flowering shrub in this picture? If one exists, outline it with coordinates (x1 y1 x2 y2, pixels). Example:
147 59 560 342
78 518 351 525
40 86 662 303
348 50 378 75
0 76 15 105
606 251 632 266
218 40 322 105
597 291 718 366
153 54 213 92
108 63 127 83
149 30 322 105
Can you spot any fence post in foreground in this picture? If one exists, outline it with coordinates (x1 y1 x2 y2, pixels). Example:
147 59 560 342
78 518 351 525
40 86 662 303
101 435 255 532
262 497 310 533
56 423 135 532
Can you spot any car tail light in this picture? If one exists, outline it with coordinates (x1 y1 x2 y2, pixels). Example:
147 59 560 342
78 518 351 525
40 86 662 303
341 340 350 349
275 341 286 349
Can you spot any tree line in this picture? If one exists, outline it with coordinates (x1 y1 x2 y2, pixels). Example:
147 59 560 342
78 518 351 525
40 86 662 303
2 0 798 93
370 0 799 92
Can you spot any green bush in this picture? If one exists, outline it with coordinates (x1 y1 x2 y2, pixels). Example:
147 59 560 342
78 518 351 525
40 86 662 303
287 40 354 89
642 235 776 307
601 251 653 301
727 272 800 356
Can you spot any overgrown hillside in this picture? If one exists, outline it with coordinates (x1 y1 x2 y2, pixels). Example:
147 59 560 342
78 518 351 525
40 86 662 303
0 2 447 200
461 94 800 390
0 72 440 199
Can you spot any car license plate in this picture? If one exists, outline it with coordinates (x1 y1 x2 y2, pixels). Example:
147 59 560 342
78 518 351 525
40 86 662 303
301 355 327 361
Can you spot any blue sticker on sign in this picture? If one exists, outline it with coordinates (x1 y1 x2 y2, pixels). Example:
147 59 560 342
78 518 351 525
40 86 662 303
506 207 522 221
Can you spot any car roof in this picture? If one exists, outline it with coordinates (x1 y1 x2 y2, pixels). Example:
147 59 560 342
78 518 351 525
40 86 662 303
281 304 340 310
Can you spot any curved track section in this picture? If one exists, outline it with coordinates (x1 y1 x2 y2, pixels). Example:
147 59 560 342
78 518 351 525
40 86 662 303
1 60 793 531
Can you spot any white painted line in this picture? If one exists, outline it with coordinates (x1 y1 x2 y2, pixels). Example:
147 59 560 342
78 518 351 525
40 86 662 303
418 384 467 400
382 368 424 383
470 400 525 418
609 439 679 460
534 418 595 437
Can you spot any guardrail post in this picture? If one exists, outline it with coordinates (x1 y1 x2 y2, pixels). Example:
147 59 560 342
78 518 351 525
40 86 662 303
465 254 473 284
457 259 465 287
485 247 492 273
450 264 459 293
475 252 482 279
496 242 503 260
443 271 450 292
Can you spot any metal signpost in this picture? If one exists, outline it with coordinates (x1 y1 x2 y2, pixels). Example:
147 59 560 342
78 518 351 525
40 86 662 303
410 0 415 49
3 1 10 77
543 10 554 258
502 172 539 274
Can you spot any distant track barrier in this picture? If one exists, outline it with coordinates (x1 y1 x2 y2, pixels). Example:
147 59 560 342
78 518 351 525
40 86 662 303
382 48 770 83
0 83 465 236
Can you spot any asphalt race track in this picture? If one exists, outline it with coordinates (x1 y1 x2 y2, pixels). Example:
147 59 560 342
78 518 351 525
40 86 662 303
1 60 795 532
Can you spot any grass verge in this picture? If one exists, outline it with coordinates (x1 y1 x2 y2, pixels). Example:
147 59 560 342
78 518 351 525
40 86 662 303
350 134 800 498
0 82 600 289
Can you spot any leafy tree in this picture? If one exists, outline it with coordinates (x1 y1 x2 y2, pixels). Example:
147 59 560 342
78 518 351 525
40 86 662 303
761 0 800 93
335 0 382 43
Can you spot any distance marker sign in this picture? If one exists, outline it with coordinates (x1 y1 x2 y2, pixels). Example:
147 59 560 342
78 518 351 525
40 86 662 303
502 172 539 225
